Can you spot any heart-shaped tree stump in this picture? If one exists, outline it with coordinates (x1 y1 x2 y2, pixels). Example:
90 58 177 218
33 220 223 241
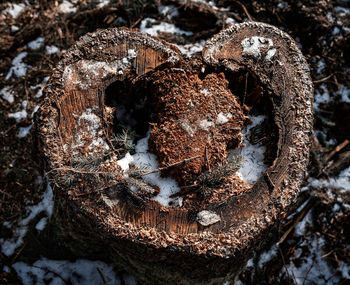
34 23 313 284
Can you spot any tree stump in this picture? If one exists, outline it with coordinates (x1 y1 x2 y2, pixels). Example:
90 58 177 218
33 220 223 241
34 23 313 284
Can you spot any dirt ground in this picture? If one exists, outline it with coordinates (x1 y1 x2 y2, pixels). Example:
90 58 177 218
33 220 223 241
0 0 349 284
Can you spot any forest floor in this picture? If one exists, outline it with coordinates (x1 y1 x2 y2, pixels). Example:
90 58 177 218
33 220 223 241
0 0 350 284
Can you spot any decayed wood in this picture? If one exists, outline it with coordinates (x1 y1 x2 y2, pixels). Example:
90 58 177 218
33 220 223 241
34 23 313 285
202 22 313 236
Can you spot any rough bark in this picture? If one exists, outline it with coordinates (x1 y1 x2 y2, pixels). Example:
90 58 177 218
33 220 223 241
34 23 313 284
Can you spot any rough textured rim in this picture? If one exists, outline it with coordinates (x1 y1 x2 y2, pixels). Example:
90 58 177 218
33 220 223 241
34 24 313 282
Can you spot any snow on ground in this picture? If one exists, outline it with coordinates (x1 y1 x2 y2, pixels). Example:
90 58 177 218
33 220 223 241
59 0 78 13
157 3 179 19
258 244 278 269
280 206 350 285
0 179 53 256
6 52 30 80
4 3 26 19
0 86 15 103
272 167 350 284
281 235 344 284
237 115 268 185
46 45 59 55
121 131 181 207
313 84 330 111
31 76 49 98
11 25 19 32
18 124 32 138
13 259 120 285
8 100 28 123
28 37 44 50
140 18 193 37
177 40 206 56
139 17 205 57
97 0 110 8
339 84 350 103
304 166 350 209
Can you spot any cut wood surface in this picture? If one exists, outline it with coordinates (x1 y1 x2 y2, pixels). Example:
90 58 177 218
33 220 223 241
34 23 313 284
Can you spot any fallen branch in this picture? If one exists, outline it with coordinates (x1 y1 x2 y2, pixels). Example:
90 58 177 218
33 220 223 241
325 139 349 163
313 73 334 84
137 155 202 177
277 198 316 246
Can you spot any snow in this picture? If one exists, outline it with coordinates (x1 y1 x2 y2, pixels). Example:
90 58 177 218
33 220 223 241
46 45 59 55
8 100 28 122
72 108 109 152
334 6 350 16
198 119 214 131
307 166 350 192
258 244 278 269
18 124 32 138
63 50 137 90
177 40 206 57
32 105 40 117
6 52 30 80
333 203 341 212
97 0 110 8
8 109 27 122
0 180 53 256
127 49 137 58
339 85 350 103
305 166 350 209
59 0 78 13
314 84 330 110
11 25 19 32
3 221 12 229
117 152 134 171
241 37 276 60
28 37 44 50
277 2 288 9
80 108 101 130
200 88 211 96
317 59 326 73
0 86 15 103
139 17 203 57
31 76 49 98
158 3 179 18
216 112 232 124
140 18 193 37
35 217 48 231
246 257 254 268
3 266 10 273
294 211 313 236
281 236 343 284
117 131 180 206
237 115 268 185
13 259 119 285
332 26 341 35
225 17 237 25
5 3 26 19
180 119 196 136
